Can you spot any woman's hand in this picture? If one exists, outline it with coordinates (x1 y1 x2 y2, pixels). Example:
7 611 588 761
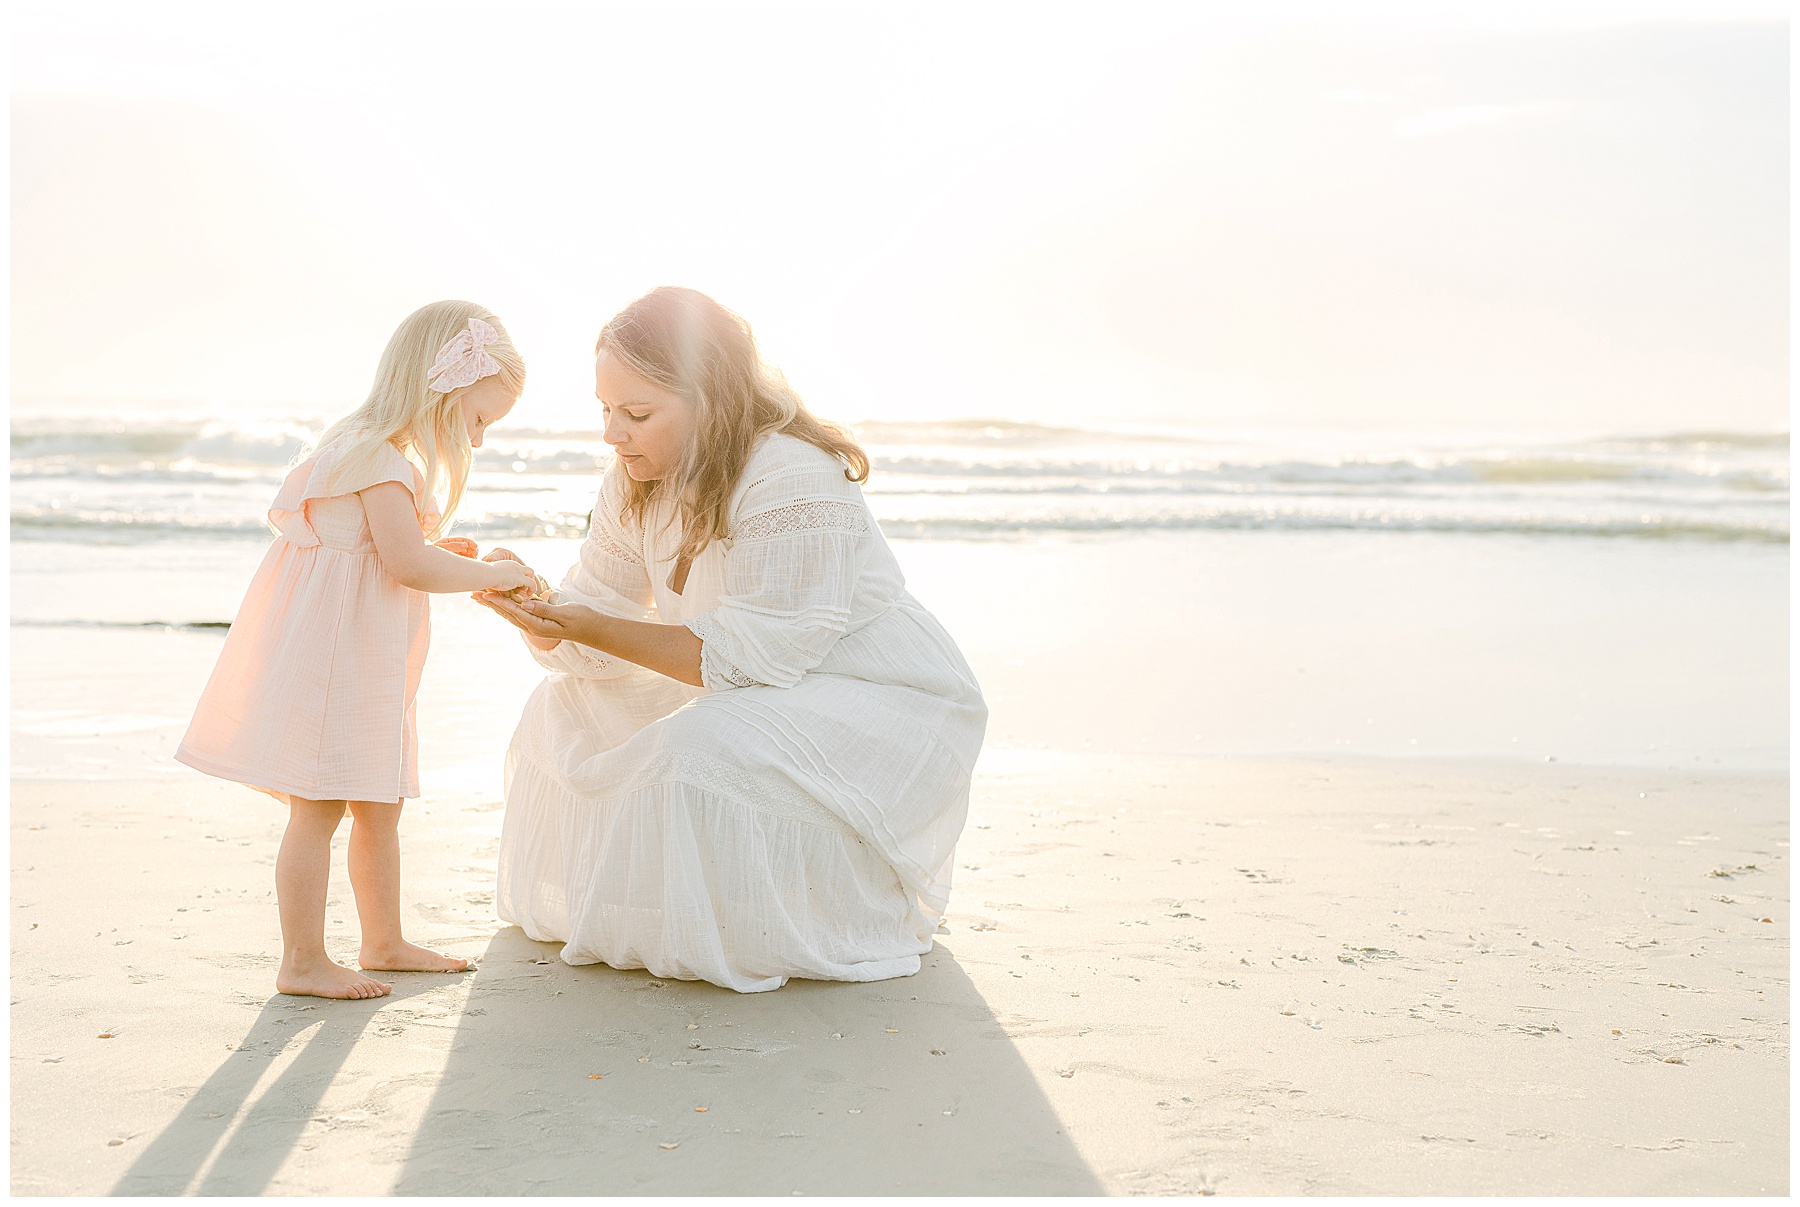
475 592 599 651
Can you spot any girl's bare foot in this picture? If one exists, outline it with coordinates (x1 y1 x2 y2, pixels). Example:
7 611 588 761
359 940 470 973
277 956 392 1000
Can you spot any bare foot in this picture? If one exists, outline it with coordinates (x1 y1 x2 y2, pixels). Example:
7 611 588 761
359 940 470 973
277 956 392 1000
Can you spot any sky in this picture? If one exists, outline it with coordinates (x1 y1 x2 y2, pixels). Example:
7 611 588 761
10 1 1790 434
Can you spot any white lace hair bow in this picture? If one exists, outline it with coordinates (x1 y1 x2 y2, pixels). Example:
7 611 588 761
426 317 502 393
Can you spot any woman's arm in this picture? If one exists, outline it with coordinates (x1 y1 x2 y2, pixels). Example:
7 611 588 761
678 460 871 691
475 593 704 686
362 482 536 594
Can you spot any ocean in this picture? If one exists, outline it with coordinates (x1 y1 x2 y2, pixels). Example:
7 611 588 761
10 412 1789 781
11 415 1788 557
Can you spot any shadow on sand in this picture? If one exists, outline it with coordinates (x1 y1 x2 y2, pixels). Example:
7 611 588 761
110 981 441 1196
393 927 1101 1196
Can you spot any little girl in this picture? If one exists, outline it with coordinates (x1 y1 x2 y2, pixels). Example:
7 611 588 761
177 301 538 1000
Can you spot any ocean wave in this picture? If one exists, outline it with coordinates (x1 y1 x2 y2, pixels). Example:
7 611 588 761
471 448 608 475
876 513 1789 543
871 453 1787 492
9 509 276 542
1599 430 1790 452
15 416 1787 480
850 418 1107 445
14 505 1783 545
11 418 314 467
18 447 1786 496
11 618 231 631
10 462 277 486
12 415 1786 548
8 508 595 543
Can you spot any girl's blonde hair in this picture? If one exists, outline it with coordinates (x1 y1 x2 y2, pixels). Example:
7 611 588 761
314 301 525 540
599 287 867 562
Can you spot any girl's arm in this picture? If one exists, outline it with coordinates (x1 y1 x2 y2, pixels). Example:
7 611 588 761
476 595 704 686
361 482 535 594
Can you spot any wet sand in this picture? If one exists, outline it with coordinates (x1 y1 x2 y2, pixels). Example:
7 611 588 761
11 752 1787 1195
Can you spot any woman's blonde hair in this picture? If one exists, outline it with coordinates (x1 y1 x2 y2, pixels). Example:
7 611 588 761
599 287 867 562
313 300 525 540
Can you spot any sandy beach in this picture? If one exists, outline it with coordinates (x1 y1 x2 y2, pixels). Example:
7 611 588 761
12 737 1786 1195
10 518 1791 1195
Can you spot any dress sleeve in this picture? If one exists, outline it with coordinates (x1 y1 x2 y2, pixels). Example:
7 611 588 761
268 441 438 546
528 467 657 680
683 455 871 691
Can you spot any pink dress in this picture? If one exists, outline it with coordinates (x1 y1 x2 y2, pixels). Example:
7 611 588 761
176 440 438 804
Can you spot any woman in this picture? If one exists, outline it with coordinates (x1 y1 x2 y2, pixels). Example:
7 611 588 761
477 287 986 992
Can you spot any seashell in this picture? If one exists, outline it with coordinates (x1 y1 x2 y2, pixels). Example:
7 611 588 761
503 575 554 604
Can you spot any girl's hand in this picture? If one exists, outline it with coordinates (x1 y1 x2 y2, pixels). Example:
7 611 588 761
482 546 531 570
485 559 538 595
435 536 479 558
477 593 599 650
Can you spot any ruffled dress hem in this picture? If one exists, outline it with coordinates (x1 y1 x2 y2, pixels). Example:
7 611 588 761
173 746 416 804
497 751 930 993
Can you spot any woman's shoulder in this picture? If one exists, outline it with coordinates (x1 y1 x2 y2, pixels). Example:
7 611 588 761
739 431 858 493
729 432 869 538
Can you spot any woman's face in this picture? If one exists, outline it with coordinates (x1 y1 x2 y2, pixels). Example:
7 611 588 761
596 349 695 481
459 376 517 449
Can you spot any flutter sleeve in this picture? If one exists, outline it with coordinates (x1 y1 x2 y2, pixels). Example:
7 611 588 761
528 465 657 680
269 440 439 546
683 453 872 692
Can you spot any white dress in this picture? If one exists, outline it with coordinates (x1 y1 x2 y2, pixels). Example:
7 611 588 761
497 433 988 992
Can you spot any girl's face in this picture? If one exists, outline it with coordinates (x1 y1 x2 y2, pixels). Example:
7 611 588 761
459 376 518 449
596 349 695 481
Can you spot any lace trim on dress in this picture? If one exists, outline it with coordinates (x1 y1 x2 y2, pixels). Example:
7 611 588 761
588 522 643 566
732 499 870 544
686 612 757 690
